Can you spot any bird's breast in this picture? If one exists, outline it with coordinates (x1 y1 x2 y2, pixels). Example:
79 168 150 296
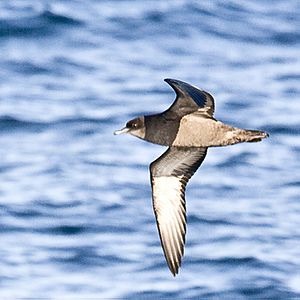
144 114 181 146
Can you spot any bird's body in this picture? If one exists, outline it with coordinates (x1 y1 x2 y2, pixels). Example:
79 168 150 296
141 113 265 147
114 78 268 276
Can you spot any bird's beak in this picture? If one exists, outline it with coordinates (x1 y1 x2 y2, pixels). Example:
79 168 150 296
114 127 130 135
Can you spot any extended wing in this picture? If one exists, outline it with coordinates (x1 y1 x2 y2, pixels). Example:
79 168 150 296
150 146 207 275
164 78 215 117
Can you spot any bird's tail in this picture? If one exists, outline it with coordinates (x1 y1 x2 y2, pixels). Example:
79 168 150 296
241 129 269 143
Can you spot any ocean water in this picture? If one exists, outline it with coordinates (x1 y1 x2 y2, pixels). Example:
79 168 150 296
0 0 300 298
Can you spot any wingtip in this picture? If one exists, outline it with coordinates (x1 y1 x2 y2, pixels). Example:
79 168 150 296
168 261 180 277
164 78 174 84
164 78 188 92
164 254 180 277
170 267 178 277
164 78 183 85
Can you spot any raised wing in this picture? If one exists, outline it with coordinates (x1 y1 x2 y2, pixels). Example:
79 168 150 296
150 146 207 276
164 78 215 117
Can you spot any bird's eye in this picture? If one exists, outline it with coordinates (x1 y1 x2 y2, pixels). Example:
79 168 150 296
126 119 140 129
126 121 136 128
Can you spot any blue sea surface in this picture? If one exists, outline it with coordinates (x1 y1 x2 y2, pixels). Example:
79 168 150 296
0 0 300 298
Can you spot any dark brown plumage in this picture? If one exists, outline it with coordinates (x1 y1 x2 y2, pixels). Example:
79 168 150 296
114 78 268 275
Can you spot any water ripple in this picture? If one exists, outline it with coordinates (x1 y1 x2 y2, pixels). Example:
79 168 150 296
0 0 299 299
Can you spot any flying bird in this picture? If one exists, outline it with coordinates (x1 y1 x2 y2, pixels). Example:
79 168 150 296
114 78 268 276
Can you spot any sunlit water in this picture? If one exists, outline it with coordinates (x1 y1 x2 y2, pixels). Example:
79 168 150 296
0 0 300 298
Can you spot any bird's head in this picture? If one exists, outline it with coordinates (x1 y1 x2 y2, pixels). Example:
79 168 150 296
114 116 146 139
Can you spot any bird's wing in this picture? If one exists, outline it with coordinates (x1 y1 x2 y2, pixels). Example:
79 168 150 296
150 146 207 276
164 78 215 117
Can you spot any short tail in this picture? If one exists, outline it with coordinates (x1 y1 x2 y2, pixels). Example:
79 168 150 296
243 129 269 143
